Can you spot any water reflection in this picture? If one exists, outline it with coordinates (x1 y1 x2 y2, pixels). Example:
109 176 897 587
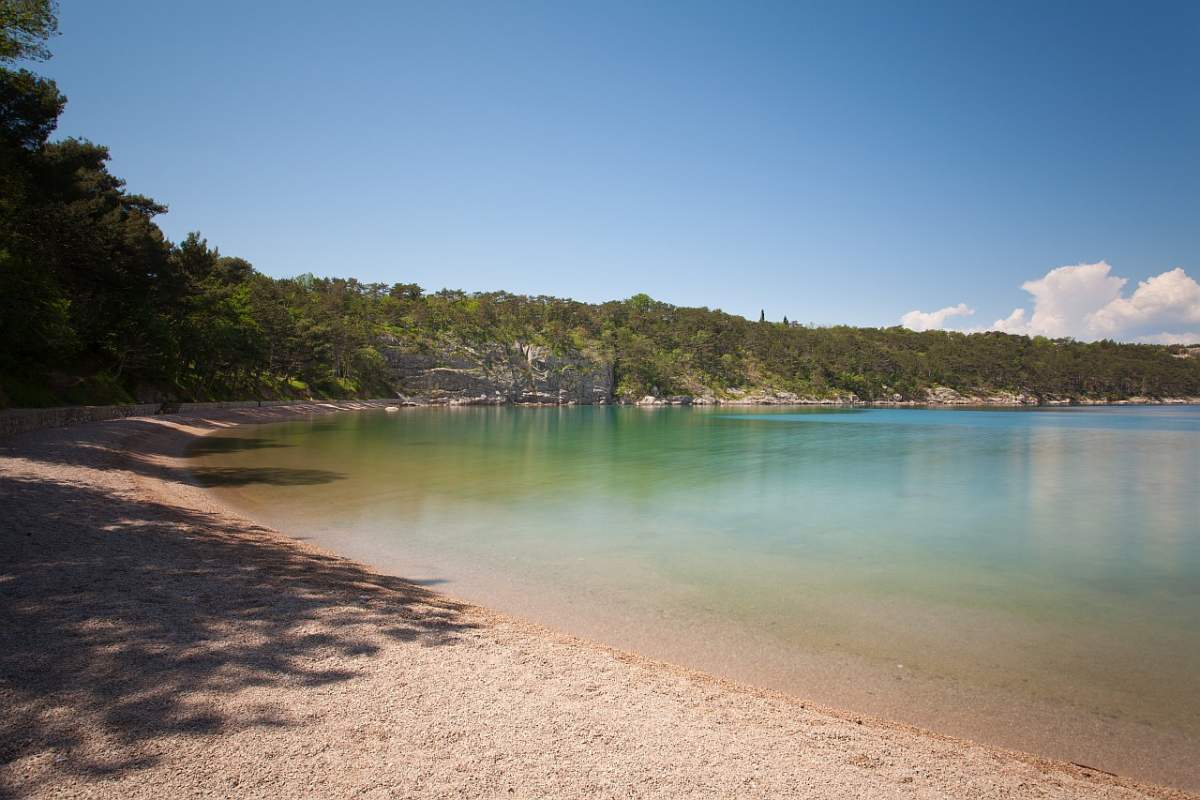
192 405 1200 784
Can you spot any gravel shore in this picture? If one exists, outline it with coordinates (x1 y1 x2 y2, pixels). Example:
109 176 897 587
0 403 1192 799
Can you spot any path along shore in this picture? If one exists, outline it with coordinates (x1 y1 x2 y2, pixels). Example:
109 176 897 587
0 402 1193 799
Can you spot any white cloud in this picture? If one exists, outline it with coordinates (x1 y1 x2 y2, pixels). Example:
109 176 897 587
1088 268 1200 337
899 261 1200 342
1137 331 1200 345
991 307 1028 334
900 303 974 332
992 262 1126 338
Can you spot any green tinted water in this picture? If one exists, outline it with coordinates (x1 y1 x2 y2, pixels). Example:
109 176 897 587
193 406 1200 787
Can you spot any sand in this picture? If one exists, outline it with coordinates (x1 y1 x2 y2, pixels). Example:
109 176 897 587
0 402 1193 799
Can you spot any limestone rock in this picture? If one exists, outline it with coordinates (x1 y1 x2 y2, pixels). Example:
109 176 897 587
379 337 614 405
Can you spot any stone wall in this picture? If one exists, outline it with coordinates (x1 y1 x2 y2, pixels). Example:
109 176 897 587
0 404 162 439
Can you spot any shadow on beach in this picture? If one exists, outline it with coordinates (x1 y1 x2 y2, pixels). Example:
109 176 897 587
0 415 351 492
0 427 474 798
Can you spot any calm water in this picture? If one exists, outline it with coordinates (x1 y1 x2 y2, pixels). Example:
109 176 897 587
193 406 1200 788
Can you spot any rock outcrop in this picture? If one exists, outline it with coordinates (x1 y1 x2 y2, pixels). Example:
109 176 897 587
630 389 857 406
716 389 858 406
922 386 1040 406
380 338 614 405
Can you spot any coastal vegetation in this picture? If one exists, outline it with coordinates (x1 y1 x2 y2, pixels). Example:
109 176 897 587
2 4 1198 409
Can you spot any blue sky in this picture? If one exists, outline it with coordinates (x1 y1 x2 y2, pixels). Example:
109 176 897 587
42 1 1200 336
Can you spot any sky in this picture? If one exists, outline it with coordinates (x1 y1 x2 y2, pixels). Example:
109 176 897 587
40 1 1200 341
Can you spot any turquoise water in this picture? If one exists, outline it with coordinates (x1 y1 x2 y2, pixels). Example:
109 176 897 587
194 405 1200 787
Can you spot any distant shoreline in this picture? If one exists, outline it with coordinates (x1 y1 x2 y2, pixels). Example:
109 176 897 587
4 393 1200 439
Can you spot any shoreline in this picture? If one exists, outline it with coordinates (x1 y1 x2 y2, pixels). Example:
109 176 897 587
4 393 1199 439
1 403 1195 798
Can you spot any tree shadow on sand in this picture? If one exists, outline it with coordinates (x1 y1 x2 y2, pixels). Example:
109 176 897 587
0 469 476 798
0 417 348 492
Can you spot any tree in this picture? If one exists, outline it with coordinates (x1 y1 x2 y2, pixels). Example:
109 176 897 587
0 66 61 148
0 0 58 64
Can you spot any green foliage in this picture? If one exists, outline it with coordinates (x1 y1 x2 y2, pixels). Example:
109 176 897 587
0 0 58 64
62 371 133 406
0 372 57 407
0 67 62 148
0 247 76 370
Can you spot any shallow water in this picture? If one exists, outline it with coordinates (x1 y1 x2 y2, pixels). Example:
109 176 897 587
192 405 1200 788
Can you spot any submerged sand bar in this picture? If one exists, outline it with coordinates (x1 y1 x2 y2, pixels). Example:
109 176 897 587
0 403 1193 799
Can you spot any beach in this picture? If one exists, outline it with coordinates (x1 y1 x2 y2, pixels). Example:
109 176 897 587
0 403 1193 800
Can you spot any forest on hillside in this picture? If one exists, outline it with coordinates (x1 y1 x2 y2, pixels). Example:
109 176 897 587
2 5 1198 409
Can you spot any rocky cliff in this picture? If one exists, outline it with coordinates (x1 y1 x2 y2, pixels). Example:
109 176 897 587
379 338 614 405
